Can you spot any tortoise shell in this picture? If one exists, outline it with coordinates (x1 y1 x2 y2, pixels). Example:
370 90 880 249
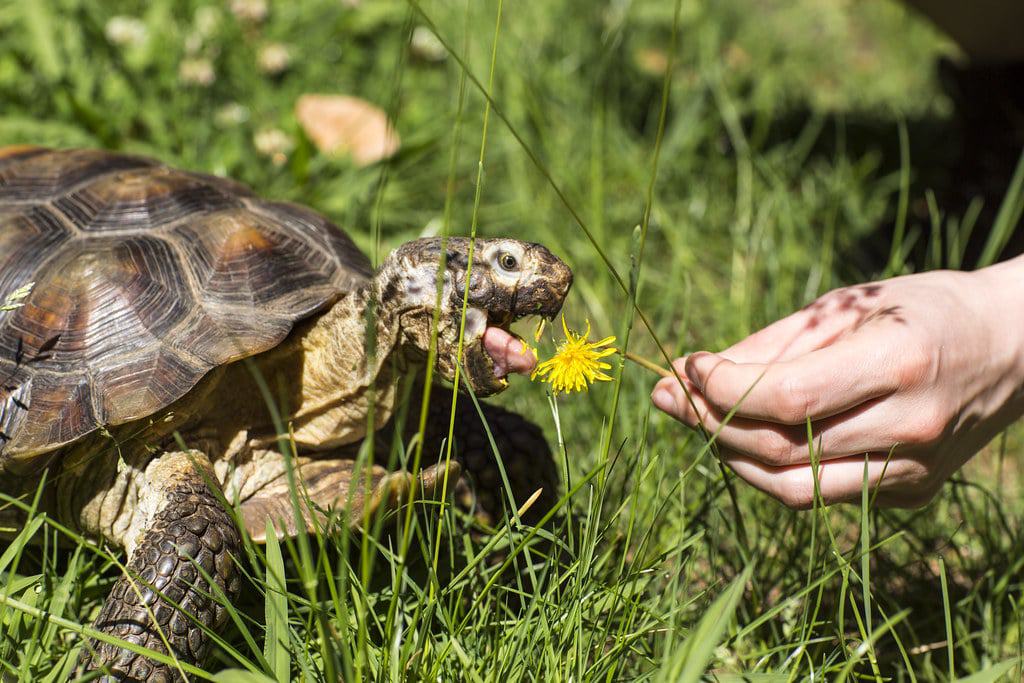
0 147 372 466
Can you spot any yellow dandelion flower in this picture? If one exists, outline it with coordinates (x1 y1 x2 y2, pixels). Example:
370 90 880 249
531 317 617 394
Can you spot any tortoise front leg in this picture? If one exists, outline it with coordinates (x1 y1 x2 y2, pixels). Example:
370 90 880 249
79 450 242 681
407 391 560 527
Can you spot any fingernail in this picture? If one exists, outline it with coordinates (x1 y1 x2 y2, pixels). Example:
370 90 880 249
651 387 677 414
685 352 714 390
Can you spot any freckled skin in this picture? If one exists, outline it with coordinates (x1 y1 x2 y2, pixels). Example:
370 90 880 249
0 148 572 679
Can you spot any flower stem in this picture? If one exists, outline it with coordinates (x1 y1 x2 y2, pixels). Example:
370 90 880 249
622 350 676 378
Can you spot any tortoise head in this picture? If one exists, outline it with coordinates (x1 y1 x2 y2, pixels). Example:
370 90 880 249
382 237 573 395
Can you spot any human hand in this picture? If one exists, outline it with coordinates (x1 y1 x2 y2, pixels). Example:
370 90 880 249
651 258 1024 509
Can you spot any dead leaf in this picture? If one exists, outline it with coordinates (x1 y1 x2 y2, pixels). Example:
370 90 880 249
634 48 669 77
295 94 401 167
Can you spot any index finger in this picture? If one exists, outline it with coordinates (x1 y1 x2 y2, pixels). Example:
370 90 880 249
685 333 901 424
719 286 885 364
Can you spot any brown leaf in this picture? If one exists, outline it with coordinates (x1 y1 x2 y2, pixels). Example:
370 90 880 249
634 48 669 77
295 94 401 167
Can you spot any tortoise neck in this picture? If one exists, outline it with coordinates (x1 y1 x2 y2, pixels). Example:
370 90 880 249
268 273 417 450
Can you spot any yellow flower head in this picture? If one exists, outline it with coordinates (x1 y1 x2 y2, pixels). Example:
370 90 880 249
531 317 617 394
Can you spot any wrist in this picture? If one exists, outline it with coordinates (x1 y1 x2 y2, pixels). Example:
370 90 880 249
975 255 1024 392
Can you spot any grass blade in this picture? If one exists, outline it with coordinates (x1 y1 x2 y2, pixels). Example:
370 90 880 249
940 556 954 678
657 565 753 683
952 659 1019 683
263 522 290 682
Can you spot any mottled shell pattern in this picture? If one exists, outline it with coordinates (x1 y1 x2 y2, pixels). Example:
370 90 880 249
0 147 372 465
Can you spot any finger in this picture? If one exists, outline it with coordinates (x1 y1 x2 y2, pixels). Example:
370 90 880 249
721 450 924 509
716 313 843 366
655 283 880 390
685 331 901 424
652 374 832 464
653 379 806 455
666 390 929 466
718 287 884 364
651 369 701 423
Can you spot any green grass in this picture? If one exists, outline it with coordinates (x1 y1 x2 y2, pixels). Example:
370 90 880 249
2 0 1024 679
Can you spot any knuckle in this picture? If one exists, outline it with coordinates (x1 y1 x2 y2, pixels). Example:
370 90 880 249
814 288 848 312
777 375 816 423
920 480 943 504
900 459 932 487
921 482 942 504
896 343 935 388
918 463 946 495
762 431 797 466
902 406 948 445
775 470 816 510
881 459 942 508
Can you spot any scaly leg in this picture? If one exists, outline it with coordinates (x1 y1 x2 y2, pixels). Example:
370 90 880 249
79 450 241 681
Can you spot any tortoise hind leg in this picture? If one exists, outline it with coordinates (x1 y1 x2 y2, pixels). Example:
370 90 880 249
79 450 241 681
237 455 460 542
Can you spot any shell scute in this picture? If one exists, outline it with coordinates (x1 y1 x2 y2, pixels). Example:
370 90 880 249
246 200 372 279
90 347 208 428
53 166 242 233
0 148 155 203
0 148 370 464
173 209 344 313
0 207 73 301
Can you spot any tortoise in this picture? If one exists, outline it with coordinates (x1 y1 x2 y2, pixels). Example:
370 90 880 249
0 146 572 679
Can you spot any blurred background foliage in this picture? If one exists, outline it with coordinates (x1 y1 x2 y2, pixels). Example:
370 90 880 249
4 0 1024 680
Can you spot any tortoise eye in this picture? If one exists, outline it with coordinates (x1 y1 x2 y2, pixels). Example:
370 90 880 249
498 252 518 271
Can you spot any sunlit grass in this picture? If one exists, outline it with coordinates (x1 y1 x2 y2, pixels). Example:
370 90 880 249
1 0 1023 680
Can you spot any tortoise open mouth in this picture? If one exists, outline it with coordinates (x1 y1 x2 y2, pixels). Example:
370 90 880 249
463 308 556 392
458 259 571 395
483 311 534 378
